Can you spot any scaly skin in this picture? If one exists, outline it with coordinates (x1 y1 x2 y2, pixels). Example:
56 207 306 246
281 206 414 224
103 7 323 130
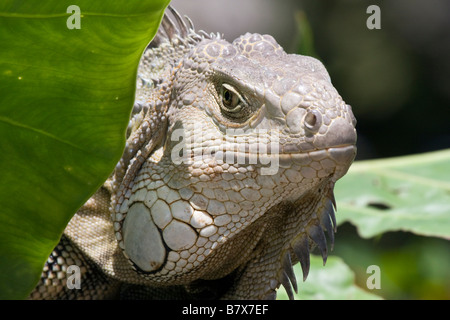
30 7 356 300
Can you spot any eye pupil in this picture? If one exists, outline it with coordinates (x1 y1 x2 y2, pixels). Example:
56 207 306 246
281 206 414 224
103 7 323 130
223 89 232 104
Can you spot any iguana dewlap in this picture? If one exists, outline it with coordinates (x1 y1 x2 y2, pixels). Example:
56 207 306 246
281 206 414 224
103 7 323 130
31 7 357 300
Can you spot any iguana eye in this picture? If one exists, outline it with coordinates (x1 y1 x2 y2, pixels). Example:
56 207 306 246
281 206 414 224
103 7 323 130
221 83 243 113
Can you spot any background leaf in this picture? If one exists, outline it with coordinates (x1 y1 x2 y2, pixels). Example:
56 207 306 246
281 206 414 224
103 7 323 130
334 225 450 300
335 149 450 239
0 0 169 299
277 255 382 300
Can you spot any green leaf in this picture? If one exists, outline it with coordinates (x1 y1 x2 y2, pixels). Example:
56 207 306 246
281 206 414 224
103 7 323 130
335 149 450 239
277 255 382 300
0 0 169 299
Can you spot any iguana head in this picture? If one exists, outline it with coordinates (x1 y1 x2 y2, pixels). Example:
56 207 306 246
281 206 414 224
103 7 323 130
166 32 356 178
112 8 356 299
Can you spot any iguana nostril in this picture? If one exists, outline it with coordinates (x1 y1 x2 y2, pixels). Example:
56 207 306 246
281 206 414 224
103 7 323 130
305 113 316 126
304 110 322 133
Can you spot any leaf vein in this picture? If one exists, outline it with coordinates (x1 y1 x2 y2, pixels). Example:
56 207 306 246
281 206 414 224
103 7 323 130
0 115 88 152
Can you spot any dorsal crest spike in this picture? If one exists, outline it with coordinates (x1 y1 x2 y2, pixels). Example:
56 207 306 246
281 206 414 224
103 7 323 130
150 6 221 49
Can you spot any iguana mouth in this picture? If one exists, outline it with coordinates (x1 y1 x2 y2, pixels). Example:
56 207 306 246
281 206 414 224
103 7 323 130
183 144 356 177
268 144 356 162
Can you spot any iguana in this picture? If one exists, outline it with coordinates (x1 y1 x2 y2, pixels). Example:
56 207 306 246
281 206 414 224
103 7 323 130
30 6 357 300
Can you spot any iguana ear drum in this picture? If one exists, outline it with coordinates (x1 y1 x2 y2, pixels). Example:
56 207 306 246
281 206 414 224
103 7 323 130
122 203 166 272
